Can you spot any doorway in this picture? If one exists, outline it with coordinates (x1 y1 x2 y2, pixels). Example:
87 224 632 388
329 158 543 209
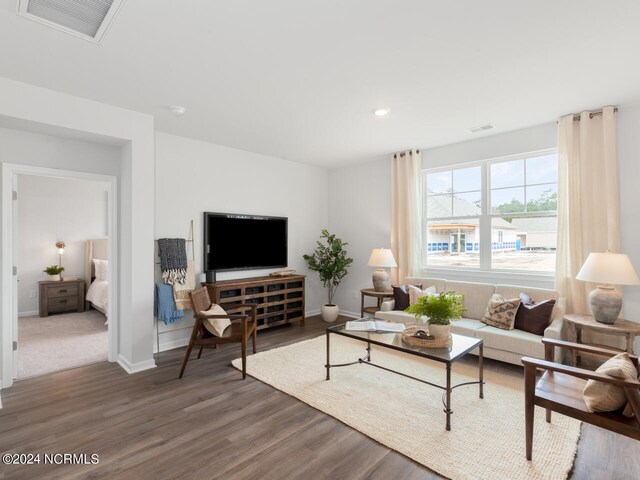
2 164 118 387
16 174 111 378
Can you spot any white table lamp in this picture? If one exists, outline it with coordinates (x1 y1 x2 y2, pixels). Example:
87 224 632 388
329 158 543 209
576 251 640 324
367 248 397 292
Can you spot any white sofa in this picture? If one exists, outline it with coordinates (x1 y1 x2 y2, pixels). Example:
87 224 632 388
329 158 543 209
375 277 565 365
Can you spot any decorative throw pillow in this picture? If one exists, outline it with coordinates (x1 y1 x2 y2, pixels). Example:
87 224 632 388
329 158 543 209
408 285 437 306
514 297 556 335
202 304 231 337
583 352 638 413
482 294 521 330
392 284 422 311
93 259 109 281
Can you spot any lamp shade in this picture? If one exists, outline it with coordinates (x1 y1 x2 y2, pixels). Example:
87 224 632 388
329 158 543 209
576 252 640 286
367 248 397 268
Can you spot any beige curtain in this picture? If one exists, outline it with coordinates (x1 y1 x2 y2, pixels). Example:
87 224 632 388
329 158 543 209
556 106 619 314
391 149 422 283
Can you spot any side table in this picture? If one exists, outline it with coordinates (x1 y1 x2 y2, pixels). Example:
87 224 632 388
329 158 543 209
564 313 640 366
360 288 394 318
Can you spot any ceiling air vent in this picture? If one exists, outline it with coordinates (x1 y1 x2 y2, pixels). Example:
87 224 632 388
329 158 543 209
18 0 126 44
467 124 494 134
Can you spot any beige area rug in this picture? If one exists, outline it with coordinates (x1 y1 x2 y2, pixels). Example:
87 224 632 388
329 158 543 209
18 310 108 379
232 335 581 480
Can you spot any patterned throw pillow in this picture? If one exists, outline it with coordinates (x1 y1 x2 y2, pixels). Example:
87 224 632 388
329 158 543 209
583 353 638 413
482 294 521 330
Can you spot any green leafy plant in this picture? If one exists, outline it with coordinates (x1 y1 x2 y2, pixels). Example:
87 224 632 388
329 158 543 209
303 229 353 305
404 292 466 325
43 265 64 275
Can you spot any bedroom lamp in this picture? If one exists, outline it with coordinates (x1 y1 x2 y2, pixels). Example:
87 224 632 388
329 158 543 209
56 241 65 268
576 251 640 324
367 248 397 292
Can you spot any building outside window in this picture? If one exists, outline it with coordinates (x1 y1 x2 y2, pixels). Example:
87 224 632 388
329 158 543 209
423 150 558 273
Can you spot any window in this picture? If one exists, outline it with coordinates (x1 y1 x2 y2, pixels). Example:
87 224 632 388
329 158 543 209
423 151 558 273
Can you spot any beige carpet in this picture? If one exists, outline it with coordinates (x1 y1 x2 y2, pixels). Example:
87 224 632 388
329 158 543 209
18 310 108 379
232 335 581 480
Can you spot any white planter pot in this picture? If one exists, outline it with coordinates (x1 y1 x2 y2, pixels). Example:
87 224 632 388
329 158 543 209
47 274 61 281
428 324 451 339
321 304 340 323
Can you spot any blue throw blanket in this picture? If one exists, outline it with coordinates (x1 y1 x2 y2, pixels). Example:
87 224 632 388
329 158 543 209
156 283 184 324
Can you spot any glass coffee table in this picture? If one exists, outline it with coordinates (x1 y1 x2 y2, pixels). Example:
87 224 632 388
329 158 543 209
325 321 484 431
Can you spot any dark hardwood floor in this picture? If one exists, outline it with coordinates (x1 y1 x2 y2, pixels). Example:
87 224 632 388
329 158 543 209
1 315 638 480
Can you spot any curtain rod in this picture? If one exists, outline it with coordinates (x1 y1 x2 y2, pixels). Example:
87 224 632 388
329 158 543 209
393 149 421 159
572 107 618 121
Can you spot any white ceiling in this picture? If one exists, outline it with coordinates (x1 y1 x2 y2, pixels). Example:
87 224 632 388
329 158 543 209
1 0 639 167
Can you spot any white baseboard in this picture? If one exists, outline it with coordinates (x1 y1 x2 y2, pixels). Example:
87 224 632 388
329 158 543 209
305 309 320 317
18 310 38 317
154 337 189 354
339 310 361 319
117 355 156 374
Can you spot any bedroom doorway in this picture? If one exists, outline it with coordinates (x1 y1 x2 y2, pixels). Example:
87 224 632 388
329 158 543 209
2 164 118 383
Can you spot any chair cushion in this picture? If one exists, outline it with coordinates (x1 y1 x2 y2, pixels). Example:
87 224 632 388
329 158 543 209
475 325 545 358
202 304 231 337
450 318 486 337
514 299 556 335
583 353 638 413
482 294 521 330
446 281 496 320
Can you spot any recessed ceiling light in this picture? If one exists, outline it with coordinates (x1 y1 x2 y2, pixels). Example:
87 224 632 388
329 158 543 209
170 106 187 117
373 108 390 117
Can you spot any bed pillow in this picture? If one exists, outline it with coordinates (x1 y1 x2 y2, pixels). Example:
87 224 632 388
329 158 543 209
514 297 556 335
583 352 638 413
482 294 521 330
392 284 422 311
408 285 437 306
202 304 231 337
93 259 109 281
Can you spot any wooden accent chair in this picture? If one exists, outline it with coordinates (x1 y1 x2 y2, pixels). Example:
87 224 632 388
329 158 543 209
179 286 257 379
522 338 640 460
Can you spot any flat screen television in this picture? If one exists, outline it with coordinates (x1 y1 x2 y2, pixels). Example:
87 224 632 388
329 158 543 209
204 212 288 279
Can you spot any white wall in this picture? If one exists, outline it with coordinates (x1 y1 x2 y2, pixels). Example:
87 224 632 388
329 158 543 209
154 132 329 351
328 157 391 316
0 76 156 388
17 175 108 315
617 103 640 350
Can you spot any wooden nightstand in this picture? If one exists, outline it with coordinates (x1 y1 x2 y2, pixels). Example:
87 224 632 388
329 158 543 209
564 313 640 366
39 279 86 317
360 288 394 318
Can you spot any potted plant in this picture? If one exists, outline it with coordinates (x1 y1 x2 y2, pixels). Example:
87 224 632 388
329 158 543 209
404 292 466 339
303 229 353 322
43 265 64 281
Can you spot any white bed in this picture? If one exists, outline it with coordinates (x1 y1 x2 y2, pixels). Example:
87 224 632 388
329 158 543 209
84 239 109 319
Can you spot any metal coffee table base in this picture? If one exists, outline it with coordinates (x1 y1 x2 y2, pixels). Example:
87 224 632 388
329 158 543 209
325 333 484 431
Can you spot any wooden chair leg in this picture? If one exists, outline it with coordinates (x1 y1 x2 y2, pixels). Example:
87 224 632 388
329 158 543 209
241 338 247 379
197 345 204 359
546 409 551 423
524 364 536 460
252 330 257 354
179 338 197 379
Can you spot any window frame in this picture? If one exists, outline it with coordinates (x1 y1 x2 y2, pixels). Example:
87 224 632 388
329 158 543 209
423 148 558 277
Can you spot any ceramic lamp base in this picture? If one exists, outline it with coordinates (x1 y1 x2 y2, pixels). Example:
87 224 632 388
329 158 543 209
589 286 622 324
372 268 391 292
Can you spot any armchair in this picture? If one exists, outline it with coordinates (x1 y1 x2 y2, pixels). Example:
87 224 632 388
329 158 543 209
179 286 257 379
522 338 640 460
